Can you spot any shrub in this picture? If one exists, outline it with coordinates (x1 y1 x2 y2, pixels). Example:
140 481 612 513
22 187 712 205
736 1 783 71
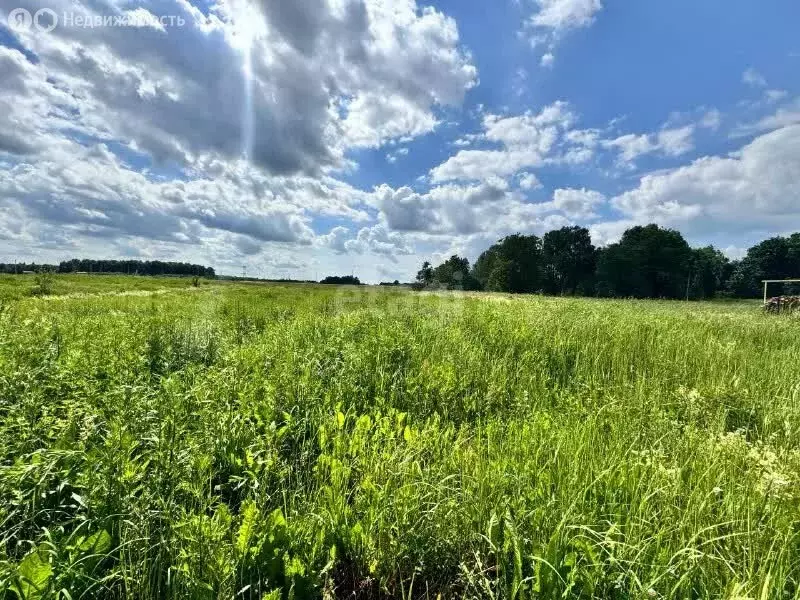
30 269 56 296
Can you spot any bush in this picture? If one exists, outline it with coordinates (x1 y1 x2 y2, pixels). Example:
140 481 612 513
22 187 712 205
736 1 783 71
30 269 56 296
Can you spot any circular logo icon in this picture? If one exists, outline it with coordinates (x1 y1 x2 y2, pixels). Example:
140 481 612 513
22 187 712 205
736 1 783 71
7 8 32 31
33 7 57 32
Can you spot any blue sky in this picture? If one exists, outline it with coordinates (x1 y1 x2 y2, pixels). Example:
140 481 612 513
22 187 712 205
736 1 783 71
0 0 799 280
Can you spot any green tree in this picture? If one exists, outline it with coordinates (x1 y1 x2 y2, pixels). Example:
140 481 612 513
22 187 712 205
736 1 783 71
726 235 800 297
431 255 480 290
541 226 597 295
789 233 800 266
472 247 500 290
687 246 730 299
415 261 433 287
486 257 512 292
596 224 692 298
471 234 542 293
726 260 760 298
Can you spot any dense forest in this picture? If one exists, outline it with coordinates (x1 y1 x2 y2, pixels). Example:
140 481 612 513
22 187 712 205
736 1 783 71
415 224 800 299
0 259 215 278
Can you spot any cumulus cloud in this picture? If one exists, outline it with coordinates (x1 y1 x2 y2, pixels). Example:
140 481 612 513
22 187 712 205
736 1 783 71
656 125 695 156
432 103 699 184
525 0 602 63
372 176 592 240
5 0 475 174
0 139 329 245
518 173 543 190
0 0 480 270
343 94 439 149
601 134 656 163
732 98 800 137
530 0 603 31
430 101 576 182
319 226 351 253
551 188 605 219
349 225 414 257
609 124 800 237
601 125 695 166
374 185 442 232
319 224 413 259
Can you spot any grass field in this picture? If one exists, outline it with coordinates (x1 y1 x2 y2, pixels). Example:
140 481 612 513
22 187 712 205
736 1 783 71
1 278 799 599
0 274 217 302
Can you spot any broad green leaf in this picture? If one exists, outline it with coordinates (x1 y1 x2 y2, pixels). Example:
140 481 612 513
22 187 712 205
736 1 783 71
15 547 52 600
236 500 259 557
78 529 111 555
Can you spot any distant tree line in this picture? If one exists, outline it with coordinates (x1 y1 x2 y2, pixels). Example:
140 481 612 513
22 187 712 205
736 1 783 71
320 275 362 285
0 262 56 274
216 276 317 283
0 259 215 277
414 225 800 299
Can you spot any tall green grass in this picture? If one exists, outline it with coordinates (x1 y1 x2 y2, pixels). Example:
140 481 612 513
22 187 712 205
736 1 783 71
0 282 798 598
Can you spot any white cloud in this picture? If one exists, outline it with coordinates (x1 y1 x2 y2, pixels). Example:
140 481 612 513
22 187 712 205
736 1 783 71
756 107 800 131
731 97 800 137
372 176 598 241
430 101 575 182
525 0 603 64
551 188 605 219
518 173 543 190
588 219 636 246
430 148 542 182
484 101 574 147
0 0 481 272
610 124 800 237
2 0 476 172
742 68 767 88
601 134 656 163
386 146 410 164
346 225 414 257
601 125 694 166
373 185 441 232
320 224 413 258
530 0 603 31
373 182 515 235
431 103 700 183
657 125 695 156
722 246 748 261
343 94 439 149
699 109 722 131
0 136 379 247
319 226 351 253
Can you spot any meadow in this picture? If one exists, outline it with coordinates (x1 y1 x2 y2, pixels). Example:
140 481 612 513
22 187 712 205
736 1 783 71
1 277 799 599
